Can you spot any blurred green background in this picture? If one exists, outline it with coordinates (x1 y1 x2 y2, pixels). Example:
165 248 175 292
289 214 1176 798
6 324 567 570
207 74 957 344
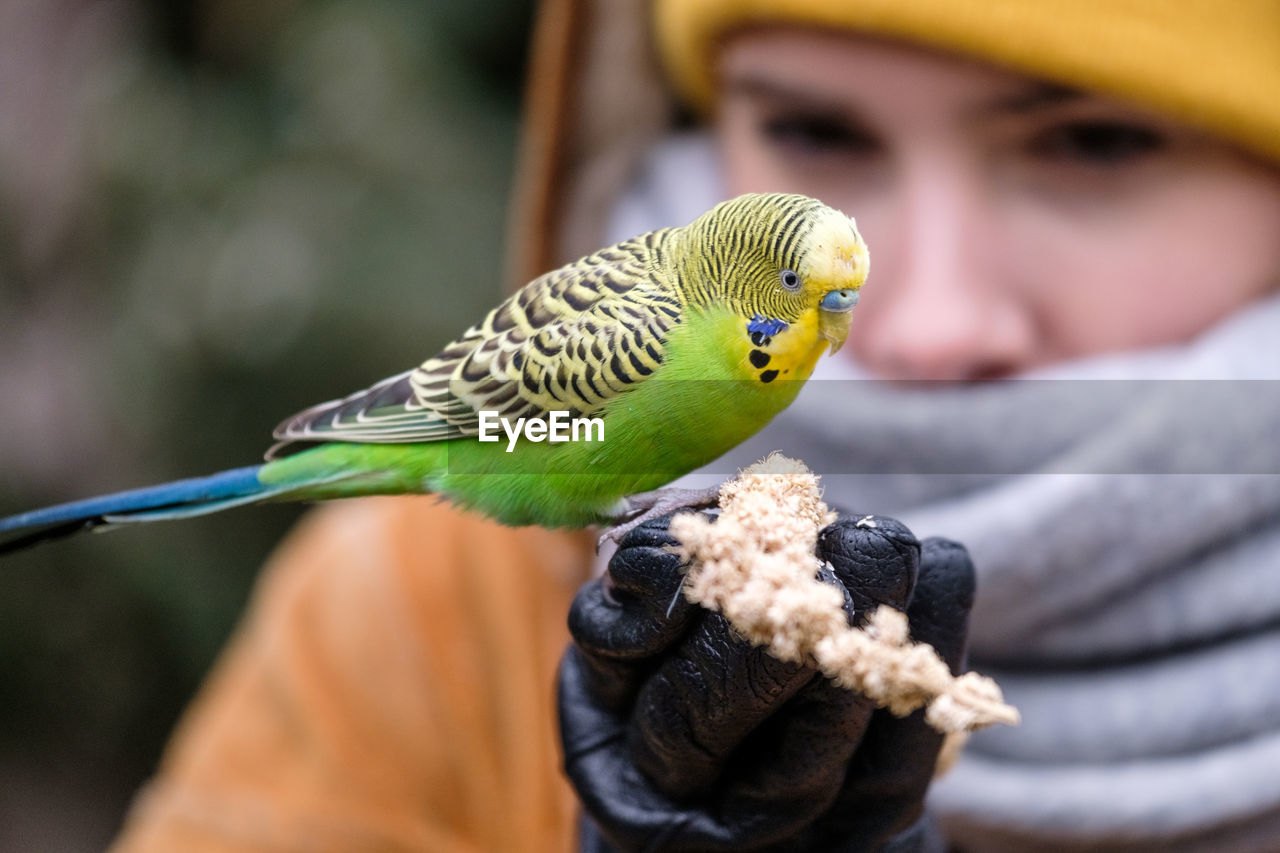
0 0 533 847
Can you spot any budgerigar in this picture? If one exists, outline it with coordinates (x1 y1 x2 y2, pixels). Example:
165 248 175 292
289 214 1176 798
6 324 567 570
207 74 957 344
0 193 868 553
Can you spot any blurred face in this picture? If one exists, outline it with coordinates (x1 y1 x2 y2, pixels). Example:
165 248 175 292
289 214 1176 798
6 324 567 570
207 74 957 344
717 30 1280 380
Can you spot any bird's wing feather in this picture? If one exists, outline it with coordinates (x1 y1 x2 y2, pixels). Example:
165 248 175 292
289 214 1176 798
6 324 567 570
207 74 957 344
268 232 682 455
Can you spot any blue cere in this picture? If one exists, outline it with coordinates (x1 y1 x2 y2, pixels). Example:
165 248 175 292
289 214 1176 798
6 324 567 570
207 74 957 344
820 289 860 312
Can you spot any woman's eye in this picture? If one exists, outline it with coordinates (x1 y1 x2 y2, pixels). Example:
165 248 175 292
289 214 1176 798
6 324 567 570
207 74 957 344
1028 120 1166 165
760 113 879 156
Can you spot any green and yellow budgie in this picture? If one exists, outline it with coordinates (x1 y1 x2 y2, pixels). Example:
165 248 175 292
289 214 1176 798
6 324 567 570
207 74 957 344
0 193 868 553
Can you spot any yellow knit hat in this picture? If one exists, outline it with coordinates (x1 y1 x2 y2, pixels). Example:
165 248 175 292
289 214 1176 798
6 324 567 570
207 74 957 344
655 0 1280 163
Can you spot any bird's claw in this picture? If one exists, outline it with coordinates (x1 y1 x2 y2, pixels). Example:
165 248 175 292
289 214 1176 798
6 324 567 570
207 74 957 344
596 485 722 551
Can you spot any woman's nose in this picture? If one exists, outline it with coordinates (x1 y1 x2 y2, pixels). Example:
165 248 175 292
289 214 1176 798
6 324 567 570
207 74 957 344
847 171 1038 381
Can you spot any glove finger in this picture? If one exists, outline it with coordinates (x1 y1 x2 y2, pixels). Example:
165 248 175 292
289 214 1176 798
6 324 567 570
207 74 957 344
570 515 700 659
903 537 976 672
628 609 816 799
717 677 876 842
567 516 706 710
817 514 920 619
812 537 977 846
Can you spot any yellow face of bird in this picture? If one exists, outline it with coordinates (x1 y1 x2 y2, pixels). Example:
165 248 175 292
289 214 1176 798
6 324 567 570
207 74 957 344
791 203 870 355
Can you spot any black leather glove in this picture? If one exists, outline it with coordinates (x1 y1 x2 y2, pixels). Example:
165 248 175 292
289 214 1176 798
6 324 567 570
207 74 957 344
558 512 975 852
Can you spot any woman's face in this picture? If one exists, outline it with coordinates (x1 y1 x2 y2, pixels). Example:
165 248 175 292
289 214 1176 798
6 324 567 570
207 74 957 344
717 30 1280 380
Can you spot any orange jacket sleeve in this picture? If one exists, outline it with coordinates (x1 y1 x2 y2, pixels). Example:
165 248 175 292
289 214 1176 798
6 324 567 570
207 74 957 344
111 496 595 853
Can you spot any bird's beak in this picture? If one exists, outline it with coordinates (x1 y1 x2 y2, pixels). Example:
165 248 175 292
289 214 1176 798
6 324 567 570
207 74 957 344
819 289 859 355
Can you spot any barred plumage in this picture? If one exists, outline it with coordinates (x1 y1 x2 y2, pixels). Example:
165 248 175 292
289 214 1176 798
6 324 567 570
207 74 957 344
269 192 864 458
269 232 683 452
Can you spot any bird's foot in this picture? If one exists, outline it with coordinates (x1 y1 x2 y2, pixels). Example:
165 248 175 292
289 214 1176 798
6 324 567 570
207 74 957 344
598 485 722 550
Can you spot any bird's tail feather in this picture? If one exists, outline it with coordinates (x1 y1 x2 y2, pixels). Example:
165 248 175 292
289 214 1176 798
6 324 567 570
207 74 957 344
0 465 291 554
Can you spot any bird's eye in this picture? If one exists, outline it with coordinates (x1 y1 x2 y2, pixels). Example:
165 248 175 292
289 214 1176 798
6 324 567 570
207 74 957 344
780 269 801 291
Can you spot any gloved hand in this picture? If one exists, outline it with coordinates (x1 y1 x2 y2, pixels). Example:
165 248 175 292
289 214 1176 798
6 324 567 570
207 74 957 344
558 512 975 852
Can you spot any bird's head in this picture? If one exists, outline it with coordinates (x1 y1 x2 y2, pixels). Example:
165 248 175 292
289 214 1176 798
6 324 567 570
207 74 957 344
682 193 869 355
791 201 869 354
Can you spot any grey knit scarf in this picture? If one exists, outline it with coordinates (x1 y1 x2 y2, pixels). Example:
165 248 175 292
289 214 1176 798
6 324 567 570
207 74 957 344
614 137 1280 851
